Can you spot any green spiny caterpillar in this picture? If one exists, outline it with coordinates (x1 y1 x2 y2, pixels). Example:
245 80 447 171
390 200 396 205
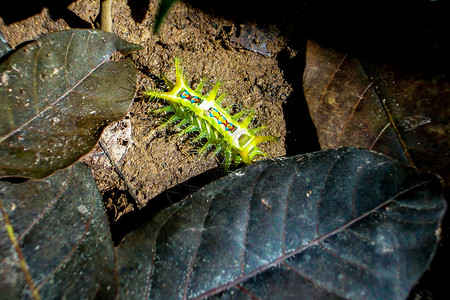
144 58 276 170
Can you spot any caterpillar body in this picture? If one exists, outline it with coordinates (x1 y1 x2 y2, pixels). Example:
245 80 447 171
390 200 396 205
144 58 276 170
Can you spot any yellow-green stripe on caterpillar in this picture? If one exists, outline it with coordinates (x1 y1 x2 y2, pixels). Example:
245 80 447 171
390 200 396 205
144 58 276 170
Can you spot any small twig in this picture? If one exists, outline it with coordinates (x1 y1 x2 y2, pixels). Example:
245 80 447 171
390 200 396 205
99 140 142 209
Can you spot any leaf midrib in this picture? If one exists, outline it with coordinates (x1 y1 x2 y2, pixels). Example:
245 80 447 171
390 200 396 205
190 177 430 300
0 32 110 144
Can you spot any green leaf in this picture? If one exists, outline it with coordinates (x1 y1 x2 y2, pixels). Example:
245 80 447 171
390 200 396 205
0 162 116 299
115 148 446 299
0 32 12 59
0 29 142 179
153 0 179 34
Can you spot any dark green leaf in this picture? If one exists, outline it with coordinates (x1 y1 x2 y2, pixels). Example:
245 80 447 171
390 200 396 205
0 29 142 179
0 162 116 299
116 148 446 299
153 0 179 34
0 32 12 59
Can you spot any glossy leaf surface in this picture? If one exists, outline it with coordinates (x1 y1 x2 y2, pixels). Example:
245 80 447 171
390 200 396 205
0 29 141 178
0 32 11 59
116 148 446 299
0 162 116 299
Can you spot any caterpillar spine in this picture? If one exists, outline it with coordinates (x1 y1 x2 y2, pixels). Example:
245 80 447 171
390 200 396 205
144 58 276 170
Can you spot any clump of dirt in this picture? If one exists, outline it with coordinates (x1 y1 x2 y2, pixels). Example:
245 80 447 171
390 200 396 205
0 0 291 224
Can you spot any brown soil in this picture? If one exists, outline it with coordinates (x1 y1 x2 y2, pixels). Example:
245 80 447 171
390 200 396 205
0 0 294 225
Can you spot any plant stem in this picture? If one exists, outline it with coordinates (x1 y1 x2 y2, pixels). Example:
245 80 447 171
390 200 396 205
100 0 112 32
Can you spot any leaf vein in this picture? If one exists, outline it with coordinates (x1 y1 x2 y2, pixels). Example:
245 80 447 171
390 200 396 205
182 197 213 300
144 206 181 299
0 36 111 144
